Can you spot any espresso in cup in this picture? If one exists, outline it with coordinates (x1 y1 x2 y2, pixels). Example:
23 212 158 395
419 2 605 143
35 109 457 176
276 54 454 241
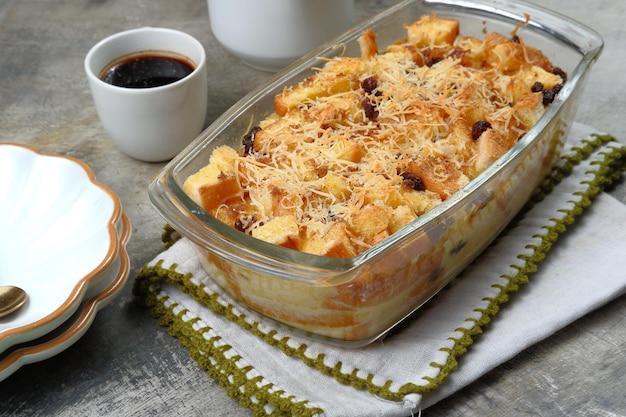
100 51 195 88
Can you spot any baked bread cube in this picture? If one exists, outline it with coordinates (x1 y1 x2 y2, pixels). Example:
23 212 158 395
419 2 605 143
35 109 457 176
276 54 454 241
406 15 460 47
183 146 241 211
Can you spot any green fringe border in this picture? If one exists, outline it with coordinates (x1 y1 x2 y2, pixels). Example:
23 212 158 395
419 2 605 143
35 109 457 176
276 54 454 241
134 134 625 415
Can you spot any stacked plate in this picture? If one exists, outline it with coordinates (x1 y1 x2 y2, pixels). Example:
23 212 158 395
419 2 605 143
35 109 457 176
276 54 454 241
0 143 131 381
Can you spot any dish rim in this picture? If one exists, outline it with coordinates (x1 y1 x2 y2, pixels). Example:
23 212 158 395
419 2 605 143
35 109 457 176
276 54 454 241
0 143 123 348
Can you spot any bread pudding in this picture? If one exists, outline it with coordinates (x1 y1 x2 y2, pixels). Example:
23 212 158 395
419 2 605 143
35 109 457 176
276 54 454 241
184 15 566 258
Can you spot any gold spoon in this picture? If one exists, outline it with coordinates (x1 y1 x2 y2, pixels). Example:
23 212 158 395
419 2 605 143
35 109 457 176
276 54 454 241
0 286 28 318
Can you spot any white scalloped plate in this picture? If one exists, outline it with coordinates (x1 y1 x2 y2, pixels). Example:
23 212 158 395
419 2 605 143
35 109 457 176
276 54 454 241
0 212 131 381
0 143 123 354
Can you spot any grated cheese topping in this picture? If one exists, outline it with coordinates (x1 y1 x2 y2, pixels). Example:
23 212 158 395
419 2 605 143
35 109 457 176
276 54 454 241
184 15 566 257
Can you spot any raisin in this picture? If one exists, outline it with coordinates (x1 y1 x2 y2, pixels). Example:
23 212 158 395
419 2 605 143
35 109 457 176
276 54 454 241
401 172 426 191
531 81 544 93
423 48 444 67
542 89 557 105
553 67 568 83
235 215 257 233
449 48 465 60
234 218 246 232
511 34 521 44
361 76 378 94
242 126 261 155
471 120 492 140
425 56 442 67
362 97 379 121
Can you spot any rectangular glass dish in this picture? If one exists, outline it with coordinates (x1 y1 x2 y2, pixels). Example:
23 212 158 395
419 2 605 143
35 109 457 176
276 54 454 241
149 0 602 347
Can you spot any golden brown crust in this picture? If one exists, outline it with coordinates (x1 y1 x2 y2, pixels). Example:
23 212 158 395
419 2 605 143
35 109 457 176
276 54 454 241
274 59 362 117
405 15 460 47
358 29 378 58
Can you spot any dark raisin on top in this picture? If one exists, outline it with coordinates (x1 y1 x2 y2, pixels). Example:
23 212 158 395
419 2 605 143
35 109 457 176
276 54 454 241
401 172 426 191
471 120 492 140
530 80 563 105
234 218 247 233
552 66 568 83
425 56 442 67
511 34 521 44
531 81 544 93
362 97 379 121
235 215 257 233
542 89 557 106
242 126 261 155
361 76 378 94
422 48 445 67
449 48 465 60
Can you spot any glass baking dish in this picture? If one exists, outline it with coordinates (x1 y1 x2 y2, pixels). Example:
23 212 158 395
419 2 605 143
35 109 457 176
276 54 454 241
148 0 602 346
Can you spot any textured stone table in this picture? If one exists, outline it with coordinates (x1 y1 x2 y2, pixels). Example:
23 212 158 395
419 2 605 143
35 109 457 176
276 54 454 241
1 0 624 415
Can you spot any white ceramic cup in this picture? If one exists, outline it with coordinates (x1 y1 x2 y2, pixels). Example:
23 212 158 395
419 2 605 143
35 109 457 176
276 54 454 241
85 27 207 162
208 0 354 72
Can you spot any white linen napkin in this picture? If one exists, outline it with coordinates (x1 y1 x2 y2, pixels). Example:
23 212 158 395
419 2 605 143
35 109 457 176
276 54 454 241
135 123 626 417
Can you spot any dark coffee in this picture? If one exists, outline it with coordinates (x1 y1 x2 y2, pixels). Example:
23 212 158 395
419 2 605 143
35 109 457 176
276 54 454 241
100 51 195 88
